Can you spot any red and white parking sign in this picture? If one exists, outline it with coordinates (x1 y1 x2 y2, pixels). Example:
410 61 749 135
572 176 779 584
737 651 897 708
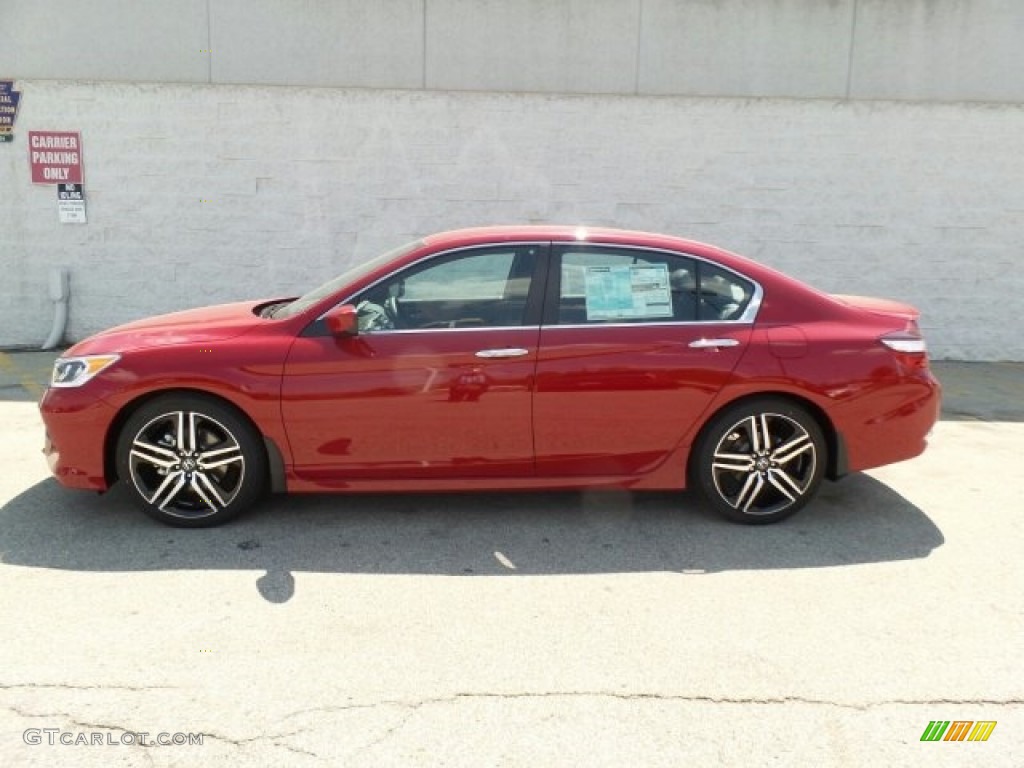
29 131 83 184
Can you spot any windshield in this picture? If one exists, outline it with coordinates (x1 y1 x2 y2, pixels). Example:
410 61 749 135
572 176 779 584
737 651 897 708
274 239 423 319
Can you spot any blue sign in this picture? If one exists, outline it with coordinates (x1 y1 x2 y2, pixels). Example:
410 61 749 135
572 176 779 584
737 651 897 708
0 81 22 142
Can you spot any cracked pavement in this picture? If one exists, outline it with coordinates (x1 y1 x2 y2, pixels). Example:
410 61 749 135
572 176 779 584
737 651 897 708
1 363 1023 765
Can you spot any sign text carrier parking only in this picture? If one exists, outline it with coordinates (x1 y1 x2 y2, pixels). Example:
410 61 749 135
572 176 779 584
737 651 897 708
28 130 83 183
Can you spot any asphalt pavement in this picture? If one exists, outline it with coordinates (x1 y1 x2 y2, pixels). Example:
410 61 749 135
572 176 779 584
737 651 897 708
0 348 1021 766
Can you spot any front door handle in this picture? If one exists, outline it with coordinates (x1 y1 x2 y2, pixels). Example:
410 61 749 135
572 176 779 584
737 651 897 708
475 348 530 359
688 338 740 350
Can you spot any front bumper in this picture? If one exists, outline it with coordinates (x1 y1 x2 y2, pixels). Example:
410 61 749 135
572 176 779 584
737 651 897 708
39 386 118 491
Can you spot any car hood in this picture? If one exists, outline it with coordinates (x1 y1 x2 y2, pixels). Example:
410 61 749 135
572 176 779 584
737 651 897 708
67 301 266 355
831 294 920 321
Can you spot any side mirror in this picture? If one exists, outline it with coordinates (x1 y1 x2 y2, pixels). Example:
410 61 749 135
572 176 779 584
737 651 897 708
324 304 359 336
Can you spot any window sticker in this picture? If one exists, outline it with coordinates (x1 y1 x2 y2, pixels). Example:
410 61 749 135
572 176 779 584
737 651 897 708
584 264 672 321
561 264 587 297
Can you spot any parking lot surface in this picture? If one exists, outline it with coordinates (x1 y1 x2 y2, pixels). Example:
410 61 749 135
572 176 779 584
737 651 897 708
0 350 1021 766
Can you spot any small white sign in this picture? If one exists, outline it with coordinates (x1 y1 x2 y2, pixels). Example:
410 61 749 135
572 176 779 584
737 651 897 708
57 183 87 224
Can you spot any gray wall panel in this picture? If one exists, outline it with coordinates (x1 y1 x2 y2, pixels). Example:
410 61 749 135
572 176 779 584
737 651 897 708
850 0 1024 102
0 0 210 83
638 0 855 98
426 0 640 93
210 0 424 88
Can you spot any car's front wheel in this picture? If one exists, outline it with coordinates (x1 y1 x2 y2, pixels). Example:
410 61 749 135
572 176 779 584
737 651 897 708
693 398 826 524
115 394 266 527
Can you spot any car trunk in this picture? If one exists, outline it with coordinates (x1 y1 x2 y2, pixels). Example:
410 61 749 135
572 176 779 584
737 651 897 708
830 294 920 322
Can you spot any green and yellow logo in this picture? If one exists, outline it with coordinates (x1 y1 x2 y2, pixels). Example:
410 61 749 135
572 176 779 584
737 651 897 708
921 721 997 742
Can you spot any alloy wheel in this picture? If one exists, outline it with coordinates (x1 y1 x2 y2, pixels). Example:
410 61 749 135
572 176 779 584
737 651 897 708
710 412 817 516
127 410 246 520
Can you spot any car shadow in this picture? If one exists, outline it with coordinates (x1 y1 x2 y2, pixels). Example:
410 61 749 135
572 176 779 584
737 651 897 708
0 475 942 603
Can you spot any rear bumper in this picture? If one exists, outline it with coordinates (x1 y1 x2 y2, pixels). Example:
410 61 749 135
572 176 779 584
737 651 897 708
39 387 117 491
840 370 942 473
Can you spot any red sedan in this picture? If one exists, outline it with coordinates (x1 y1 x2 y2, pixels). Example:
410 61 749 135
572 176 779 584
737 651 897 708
40 226 940 527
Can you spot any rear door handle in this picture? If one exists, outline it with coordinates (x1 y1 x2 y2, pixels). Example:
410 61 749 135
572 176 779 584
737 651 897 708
688 338 740 350
475 348 530 359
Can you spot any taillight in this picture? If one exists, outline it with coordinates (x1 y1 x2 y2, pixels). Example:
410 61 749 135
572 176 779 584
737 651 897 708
880 336 926 354
880 333 928 370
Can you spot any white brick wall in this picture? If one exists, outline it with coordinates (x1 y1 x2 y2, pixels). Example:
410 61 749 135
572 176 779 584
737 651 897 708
2 81 1023 359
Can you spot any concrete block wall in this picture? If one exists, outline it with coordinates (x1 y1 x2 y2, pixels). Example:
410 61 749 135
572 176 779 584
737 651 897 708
2 81 1022 360
3 1 1023 102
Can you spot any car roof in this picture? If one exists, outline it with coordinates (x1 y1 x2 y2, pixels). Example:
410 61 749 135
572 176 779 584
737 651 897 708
421 225 726 257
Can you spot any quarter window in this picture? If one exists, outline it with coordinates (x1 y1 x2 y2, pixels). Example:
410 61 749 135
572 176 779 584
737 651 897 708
697 261 754 321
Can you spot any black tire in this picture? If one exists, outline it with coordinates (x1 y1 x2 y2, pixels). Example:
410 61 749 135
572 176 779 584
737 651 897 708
693 397 826 524
115 393 267 527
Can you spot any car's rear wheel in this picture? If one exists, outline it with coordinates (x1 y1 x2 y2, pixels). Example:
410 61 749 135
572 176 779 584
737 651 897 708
115 394 266 527
694 398 825 524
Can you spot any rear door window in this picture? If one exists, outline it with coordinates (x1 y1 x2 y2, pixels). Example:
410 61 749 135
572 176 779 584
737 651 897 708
550 246 753 324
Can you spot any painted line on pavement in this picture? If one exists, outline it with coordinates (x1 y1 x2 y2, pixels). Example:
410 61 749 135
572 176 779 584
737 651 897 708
0 351 46 398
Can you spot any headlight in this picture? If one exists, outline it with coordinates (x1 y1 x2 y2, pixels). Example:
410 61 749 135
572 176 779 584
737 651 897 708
50 355 121 388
